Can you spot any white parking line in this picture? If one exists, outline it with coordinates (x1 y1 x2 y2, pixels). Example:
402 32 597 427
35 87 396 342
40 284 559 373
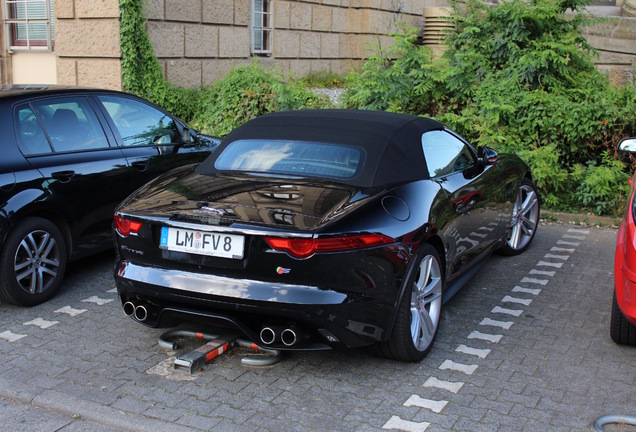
423 377 464 393
54 306 87 317
491 306 523 317
520 277 549 285
557 240 581 246
551 247 575 253
544 254 569 260
480 318 513 330
537 261 564 268
439 360 479 375
0 330 27 342
568 228 590 234
456 344 491 359
467 331 503 343
529 269 556 277
502 296 532 306
81 296 114 306
23 318 58 329
404 395 448 413
512 286 541 296
562 234 586 240
383 416 430 432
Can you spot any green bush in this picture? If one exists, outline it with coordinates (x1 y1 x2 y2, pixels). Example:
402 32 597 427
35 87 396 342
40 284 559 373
344 0 636 216
191 63 332 137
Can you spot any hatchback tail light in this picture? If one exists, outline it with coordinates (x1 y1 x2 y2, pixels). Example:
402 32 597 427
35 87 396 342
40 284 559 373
265 234 395 259
114 214 143 237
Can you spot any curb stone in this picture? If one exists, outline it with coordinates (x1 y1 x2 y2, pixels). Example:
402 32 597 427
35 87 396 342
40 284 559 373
0 377 197 432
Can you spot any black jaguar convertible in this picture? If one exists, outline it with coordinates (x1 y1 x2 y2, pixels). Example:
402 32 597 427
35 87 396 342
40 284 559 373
113 110 539 362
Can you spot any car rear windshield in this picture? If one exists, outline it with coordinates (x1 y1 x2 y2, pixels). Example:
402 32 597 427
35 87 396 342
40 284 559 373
213 140 364 180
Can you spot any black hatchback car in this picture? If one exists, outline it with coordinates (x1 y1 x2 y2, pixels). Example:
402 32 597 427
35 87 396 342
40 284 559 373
0 85 219 306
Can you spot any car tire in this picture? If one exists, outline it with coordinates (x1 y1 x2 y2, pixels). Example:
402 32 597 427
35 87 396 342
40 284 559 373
377 243 444 362
610 290 636 346
0 217 67 306
498 178 540 256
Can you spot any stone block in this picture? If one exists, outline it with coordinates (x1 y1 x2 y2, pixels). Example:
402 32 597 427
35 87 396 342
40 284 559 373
332 8 348 33
77 59 121 90
186 25 219 58
166 0 202 23
147 22 185 58
596 49 636 65
587 34 636 56
145 0 164 20
274 30 300 58
276 1 291 29
290 2 312 30
55 19 120 57
289 59 311 78
320 33 340 58
234 0 250 25
166 59 202 88
203 0 234 24
312 5 332 32
367 9 390 34
76 0 119 19
310 59 331 74
300 32 321 58
202 59 235 84
323 0 341 6
338 34 350 57
56 0 75 19
347 9 361 33
614 18 636 42
218 27 250 58
56 58 77 85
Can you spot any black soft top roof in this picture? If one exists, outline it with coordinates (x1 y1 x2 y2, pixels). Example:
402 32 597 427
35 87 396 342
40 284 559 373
198 110 444 188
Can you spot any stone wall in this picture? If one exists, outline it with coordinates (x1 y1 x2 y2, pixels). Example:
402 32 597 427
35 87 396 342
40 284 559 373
581 16 636 86
54 0 122 89
146 0 427 88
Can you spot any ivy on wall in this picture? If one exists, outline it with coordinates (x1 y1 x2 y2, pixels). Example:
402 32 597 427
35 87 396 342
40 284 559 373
119 0 197 120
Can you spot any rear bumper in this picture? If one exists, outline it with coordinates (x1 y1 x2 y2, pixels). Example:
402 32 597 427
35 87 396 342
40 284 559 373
115 260 400 350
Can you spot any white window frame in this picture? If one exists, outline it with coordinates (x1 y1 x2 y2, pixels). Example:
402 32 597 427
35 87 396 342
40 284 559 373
251 0 273 56
4 0 54 51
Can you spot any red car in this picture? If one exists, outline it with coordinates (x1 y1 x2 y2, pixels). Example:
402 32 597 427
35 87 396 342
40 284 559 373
613 137 636 346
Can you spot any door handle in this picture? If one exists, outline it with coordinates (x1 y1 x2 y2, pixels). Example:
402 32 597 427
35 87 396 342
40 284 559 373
51 170 75 183
131 161 148 171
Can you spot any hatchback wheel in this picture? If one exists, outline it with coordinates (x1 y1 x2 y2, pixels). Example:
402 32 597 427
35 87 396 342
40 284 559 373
0 218 67 306
499 178 540 256
377 244 443 362
610 290 636 346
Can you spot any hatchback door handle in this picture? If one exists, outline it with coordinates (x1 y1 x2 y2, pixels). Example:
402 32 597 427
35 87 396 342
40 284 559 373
131 161 148 171
51 170 75 182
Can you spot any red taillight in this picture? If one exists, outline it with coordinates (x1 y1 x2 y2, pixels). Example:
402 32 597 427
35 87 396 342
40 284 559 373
114 215 143 237
265 234 394 259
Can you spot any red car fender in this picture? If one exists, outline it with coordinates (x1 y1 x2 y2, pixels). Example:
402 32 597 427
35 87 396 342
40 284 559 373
615 178 636 327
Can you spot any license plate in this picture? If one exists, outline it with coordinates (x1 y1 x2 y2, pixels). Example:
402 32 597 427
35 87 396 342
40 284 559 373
160 227 244 259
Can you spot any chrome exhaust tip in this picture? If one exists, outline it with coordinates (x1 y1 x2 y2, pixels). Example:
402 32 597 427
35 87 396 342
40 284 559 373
260 326 277 345
281 328 298 346
134 304 148 322
123 301 135 317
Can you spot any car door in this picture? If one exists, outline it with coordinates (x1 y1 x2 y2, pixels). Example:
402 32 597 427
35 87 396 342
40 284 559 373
422 129 505 279
14 95 132 256
94 94 210 189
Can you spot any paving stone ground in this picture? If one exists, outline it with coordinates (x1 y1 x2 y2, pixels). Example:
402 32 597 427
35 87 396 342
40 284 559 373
0 222 634 431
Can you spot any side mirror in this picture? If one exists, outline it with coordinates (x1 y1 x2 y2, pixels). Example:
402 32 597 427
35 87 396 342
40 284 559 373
618 138 636 153
477 146 498 165
181 127 200 144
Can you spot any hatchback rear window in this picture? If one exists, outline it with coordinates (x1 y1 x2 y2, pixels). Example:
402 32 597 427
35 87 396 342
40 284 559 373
214 140 364 180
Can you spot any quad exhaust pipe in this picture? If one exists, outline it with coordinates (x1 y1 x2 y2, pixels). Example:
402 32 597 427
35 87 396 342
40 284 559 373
123 301 149 322
260 324 307 346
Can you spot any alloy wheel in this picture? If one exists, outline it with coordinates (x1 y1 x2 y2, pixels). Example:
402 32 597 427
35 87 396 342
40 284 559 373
410 254 443 351
14 229 61 295
507 183 539 252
